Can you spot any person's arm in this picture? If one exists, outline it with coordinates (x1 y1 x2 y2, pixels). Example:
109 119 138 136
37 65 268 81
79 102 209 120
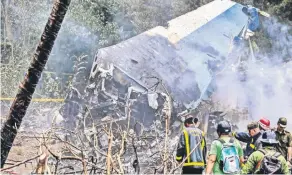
288 147 292 165
205 155 216 175
205 141 217 175
287 134 292 166
236 140 245 167
280 156 290 175
202 134 207 165
176 132 185 162
233 131 252 143
241 153 257 174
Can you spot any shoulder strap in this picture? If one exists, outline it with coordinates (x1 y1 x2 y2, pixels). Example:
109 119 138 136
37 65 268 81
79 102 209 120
218 138 226 144
273 152 282 158
258 149 268 156
216 138 228 165
258 149 281 158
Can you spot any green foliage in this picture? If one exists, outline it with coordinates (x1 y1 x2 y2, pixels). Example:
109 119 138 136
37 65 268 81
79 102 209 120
248 0 292 23
272 0 292 21
69 0 122 47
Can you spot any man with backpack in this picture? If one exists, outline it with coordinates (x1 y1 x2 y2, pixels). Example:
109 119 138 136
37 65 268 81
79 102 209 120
176 115 207 174
233 121 263 161
205 121 244 175
241 130 290 174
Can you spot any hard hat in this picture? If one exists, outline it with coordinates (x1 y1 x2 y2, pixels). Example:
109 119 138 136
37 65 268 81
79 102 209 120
258 118 270 131
261 130 279 144
217 121 231 134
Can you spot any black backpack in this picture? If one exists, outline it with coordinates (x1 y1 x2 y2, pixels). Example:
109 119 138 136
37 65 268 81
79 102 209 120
257 149 282 174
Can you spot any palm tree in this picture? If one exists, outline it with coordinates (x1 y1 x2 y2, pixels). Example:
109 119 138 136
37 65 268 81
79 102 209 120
1 0 71 167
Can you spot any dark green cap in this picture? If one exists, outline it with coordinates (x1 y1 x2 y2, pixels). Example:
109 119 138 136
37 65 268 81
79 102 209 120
278 117 287 127
247 122 259 130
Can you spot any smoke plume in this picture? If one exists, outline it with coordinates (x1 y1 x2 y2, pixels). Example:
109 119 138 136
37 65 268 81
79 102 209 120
213 18 292 129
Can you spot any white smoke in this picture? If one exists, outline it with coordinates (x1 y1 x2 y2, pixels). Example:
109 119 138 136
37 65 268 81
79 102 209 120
213 18 292 129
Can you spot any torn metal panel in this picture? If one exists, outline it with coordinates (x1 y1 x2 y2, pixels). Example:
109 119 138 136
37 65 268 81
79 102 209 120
147 93 159 110
84 62 170 130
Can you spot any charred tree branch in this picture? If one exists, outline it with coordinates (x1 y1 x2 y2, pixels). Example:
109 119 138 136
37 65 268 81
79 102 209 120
0 154 42 171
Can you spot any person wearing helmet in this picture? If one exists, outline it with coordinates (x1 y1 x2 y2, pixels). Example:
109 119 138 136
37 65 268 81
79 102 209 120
242 5 260 31
241 5 262 39
232 118 270 154
274 117 292 167
205 121 244 175
176 115 207 174
241 130 290 174
258 118 270 131
233 122 263 161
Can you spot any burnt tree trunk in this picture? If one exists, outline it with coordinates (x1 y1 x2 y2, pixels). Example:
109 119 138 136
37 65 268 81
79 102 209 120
0 0 71 167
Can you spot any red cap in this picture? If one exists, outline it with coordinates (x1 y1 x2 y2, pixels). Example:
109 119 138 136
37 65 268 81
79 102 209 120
258 118 270 130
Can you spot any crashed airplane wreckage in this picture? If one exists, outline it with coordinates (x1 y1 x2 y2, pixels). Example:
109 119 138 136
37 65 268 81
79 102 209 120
53 6 260 169
61 0 249 132
57 0 252 173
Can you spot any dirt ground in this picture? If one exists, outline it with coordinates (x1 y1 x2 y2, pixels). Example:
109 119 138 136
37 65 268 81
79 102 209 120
1 103 63 174
1 130 65 174
4 135 42 174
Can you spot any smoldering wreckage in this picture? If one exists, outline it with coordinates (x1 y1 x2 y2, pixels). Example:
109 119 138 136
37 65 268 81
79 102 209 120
1 0 282 174
56 1 253 173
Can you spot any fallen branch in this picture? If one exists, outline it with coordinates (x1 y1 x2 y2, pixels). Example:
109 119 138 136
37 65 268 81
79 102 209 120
1 154 42 171
62 168 97 174
0 170 18 175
